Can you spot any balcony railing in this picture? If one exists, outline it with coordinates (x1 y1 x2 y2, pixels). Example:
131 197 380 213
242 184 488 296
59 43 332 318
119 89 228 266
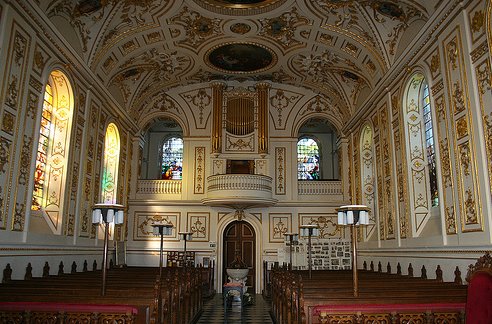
298 180 343 195
137 180 182 195
202 174 276 208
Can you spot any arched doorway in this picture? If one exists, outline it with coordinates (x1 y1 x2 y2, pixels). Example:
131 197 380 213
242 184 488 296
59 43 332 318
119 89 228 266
223 221 256 293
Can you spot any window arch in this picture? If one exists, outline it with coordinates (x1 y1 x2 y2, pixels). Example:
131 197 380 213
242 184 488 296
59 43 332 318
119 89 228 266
31 70 74 234
101 123 120 204
297 137 320 180
360 124 377 241
403 72 439 236
161 136 183 180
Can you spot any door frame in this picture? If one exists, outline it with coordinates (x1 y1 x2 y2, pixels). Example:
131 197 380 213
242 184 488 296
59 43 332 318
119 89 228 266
216 211 263 293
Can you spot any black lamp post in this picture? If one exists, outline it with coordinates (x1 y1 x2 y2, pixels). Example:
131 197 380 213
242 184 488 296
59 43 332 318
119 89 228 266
92 203 124 296
337 205 370 297
178 232 193 267
151 223 173 324
283 232 299 268
151 224 174 279
299 224 319 279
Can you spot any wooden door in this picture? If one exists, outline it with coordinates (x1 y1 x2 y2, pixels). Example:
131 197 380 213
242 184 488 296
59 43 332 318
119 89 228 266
223 221 255 293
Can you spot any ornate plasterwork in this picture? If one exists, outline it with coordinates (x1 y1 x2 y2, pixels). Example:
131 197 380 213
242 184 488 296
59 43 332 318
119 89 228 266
187 212 209 241
194 147 205 194
258 7 310 50
299 214 342 239
298 95 344 132
135 91 181 122
35 0 435 125
193 0 287 16
275 147 286 195
443 28 482 233
225 134 254 152
181 88 212 128
134 212 179 240
270 89 300 129
170 7 222 50
269 213 290 242
476 58 492 222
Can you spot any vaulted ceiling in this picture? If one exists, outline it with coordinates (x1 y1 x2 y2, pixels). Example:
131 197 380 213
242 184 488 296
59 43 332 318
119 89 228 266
39 0 439 125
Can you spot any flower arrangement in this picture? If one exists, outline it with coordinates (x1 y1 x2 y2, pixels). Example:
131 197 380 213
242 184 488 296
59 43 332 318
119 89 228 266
225 290 254 306
243 292 254 305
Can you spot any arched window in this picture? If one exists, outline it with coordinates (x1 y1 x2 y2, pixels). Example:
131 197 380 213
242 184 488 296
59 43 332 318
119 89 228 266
297 137 320 180
422 84 438 207
31 70 74 234
101 123 120 204
403 73 439 236
161 136 183 180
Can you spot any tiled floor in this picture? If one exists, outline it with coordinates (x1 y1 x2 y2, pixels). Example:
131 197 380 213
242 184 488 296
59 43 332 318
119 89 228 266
196 294 274 324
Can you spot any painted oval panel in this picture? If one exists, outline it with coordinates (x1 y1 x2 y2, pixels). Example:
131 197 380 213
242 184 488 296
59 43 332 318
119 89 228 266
208 43 275 73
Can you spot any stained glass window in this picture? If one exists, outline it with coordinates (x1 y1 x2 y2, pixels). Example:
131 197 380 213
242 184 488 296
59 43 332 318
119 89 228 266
422 83 438 207
161 137 183 180
31 70 74 234
101 123 120 204
297 137 320 180
32 84 53 210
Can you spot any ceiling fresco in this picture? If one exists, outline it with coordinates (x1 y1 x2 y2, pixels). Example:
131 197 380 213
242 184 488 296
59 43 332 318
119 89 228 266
40 0 437 123
207 43 276 73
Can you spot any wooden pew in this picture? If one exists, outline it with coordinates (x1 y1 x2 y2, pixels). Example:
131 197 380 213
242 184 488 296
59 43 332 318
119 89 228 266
0 266 204 324
270 267 467 324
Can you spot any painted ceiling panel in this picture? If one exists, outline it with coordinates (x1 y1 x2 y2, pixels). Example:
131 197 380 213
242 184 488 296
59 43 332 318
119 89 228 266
40 0 436 122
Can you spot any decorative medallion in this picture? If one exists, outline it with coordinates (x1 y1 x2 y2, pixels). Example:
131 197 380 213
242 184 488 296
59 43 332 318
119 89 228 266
193 0 286 16
206 43 276 73
374 1 404 19
230 23 251 34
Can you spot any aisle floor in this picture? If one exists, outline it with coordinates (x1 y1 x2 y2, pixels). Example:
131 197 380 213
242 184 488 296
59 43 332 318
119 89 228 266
196 294 274 324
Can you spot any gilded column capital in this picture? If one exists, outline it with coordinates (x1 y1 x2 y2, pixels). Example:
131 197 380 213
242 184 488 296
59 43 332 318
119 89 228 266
211 82 226 89
255 82 271 90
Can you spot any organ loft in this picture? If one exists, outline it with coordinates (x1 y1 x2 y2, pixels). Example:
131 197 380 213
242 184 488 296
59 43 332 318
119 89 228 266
0 0 491 322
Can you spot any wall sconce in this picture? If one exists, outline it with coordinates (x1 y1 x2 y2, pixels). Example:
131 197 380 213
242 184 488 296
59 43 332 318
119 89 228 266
92 203 124 296
283 233 299 268
337 205 370 297
299 224 319 279
178 232 193 268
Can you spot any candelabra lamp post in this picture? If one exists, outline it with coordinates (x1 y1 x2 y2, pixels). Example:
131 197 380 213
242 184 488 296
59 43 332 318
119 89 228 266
92 203 125 296
337 205 370 297
299 225 319 279
151 223 173 324
283 233 299 269
152 224 174 279
178 232 193 267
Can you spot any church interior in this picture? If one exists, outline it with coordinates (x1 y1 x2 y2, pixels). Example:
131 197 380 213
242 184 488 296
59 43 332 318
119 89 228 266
0 0 492 322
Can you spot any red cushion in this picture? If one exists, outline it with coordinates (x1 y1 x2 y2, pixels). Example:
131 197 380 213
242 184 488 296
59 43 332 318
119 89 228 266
466 271 492 324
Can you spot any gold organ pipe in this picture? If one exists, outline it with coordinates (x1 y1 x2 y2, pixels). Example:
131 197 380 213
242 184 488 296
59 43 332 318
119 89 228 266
212 82 224 153
257 82 269 154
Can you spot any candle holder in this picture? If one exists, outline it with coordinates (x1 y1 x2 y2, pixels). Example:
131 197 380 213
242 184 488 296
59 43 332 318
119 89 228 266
337 205 370 297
